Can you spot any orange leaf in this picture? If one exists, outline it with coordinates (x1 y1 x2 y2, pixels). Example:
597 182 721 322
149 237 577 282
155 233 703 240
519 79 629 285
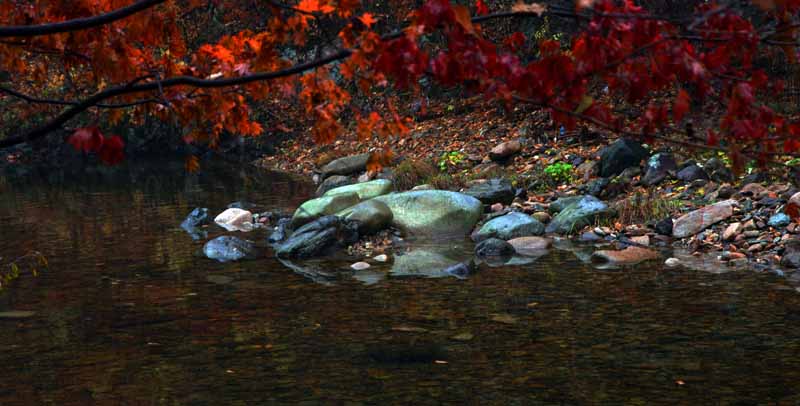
511 1 547 15
185 155 201 173
751 0 776 10
358 13 377 28
366 149 395 172
452 5 475 35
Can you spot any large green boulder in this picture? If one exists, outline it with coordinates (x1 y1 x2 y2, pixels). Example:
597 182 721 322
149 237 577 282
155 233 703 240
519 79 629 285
374 190 483 236
290 192 360 228
323 179 393 201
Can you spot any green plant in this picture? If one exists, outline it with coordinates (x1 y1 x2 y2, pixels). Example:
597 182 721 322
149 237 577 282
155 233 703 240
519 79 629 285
785 157 800 166
426 173 464 190
611 193 681 225
1 252 47 290
438 151 466 172
544 162 574 184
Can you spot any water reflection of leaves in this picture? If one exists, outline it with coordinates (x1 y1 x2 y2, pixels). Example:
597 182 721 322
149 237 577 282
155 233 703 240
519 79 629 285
0 251 47 290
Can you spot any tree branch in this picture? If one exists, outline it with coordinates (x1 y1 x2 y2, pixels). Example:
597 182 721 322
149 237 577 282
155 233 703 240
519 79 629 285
0 0 167 38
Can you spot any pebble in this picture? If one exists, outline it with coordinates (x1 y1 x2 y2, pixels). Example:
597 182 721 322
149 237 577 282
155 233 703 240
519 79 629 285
351 262 371 271
373 254 388 262
664 258 681 267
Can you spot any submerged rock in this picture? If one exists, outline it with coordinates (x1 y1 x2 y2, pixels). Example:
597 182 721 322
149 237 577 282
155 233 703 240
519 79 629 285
374 190 483 237
320 153 371 178
214 208 254 232
475 238 516 257
275 215 358 259
672 200 736 238
390 246 472 278
267 218 291 244
203 236 256 262
599 138 648 177
591 246 660 266
323 179 393 201
472 212 544 242
546 195 612 234
463 178 515 205
290 192 360 228
507 236 552 256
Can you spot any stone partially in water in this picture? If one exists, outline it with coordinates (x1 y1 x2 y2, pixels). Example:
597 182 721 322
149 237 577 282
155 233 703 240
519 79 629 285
337 199 393 235
546 196 612 235
276 216 358 259
203 236 256 262
672 200 735 238
214 208 254 232
315 175 354 197
507 236 552 256
390 246 472 278
475 238 516 257
472 212 545 242
374 190 483 237
323 179 393 201
181 207 209 229
291 192 360 228
591 246 660 266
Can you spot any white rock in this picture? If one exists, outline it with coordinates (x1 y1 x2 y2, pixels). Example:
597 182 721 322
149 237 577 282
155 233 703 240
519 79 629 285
214 208 254 232
351 261 371 270
665 258 681 267
373 254 388 262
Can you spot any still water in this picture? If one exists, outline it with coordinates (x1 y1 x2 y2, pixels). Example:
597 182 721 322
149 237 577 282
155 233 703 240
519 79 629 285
1 163 800 405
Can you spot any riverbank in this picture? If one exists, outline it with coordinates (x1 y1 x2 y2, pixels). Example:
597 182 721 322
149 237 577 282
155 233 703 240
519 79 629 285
256 100 800 275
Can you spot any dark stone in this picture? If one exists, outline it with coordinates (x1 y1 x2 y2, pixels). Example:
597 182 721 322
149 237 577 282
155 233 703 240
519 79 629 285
742 172 768 185
676 164 709 182
203 236 257 262
781 240 800 269
584 178 609 197
615 166 642 185
654 217 673 236
599 138 649 177
268 218 291 244
181 207 209 229
315 175 354 197
717 185 736 199
580 231 601 242
475 238 516 257
642 153 677 186
463 178 515 205
275 216 358 258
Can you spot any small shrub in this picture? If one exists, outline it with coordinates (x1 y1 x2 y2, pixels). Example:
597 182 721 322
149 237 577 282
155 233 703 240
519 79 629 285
612 192 681 225
544 162 574 184
437 151 467 172
426 173 464 190
393 159 438 190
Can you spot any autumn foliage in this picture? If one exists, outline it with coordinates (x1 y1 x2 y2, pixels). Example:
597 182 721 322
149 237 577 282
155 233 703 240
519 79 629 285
1 0 800 168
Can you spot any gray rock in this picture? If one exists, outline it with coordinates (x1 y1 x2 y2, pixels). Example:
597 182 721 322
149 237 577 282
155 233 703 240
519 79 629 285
642 153 677 186
599 138 649 177
475 238 516 257
374 190 483 237
781 240 800 268
390 246 472 278
769 213 791 228
546 195 612 234
443 261 476 278
181 207 209 229
463 178 515 205
268 218 291 244
275 216 358 259
653 217 673 236
672 200 736 238
320 153 371 178
676 164 709 182
584 178 609 197
338 199 393 235
323 179 393 201
549 196 584 214
203 236 256 262
315 175 353 197
472 212 544 242
291 192 360 228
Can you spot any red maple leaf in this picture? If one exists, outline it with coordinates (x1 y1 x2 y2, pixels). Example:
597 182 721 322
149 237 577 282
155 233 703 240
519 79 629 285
67 127 104 153
673 89 690 123
475 0 489 15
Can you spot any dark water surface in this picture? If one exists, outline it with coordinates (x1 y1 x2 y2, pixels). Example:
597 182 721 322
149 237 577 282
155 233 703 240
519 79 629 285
1 163 800 405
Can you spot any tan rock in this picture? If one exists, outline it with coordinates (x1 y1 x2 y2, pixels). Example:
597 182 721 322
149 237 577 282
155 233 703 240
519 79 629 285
723 222 742 241
591 246 660 266
672 200 736 238
507 236 552 255
489 140 522 162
